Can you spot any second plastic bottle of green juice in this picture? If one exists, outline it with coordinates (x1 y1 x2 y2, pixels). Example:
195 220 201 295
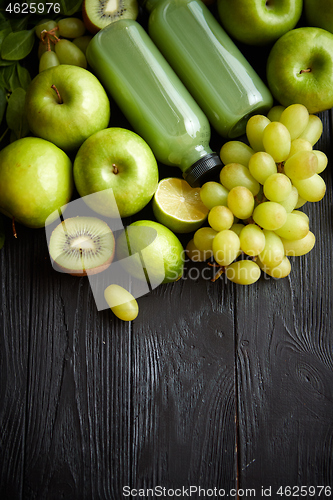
86 19 223 186
143 0 273 138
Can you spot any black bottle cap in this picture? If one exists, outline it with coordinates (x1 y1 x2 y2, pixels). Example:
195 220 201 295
184 153 223 187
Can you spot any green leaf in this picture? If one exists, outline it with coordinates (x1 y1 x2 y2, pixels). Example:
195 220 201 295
0 64 21 91
0 216 5 251
1 29 35 61
0 86 6 125
0 58 15 67
59 0 83 16
10 17 30 32
16 63 31 90
6 87 30 140
0 27 12 50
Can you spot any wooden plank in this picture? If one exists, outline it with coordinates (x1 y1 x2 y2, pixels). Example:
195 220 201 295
5 224 236 497
236 110 333 493
0 223 33 500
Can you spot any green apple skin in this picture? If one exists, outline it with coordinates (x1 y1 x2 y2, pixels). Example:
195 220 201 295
266 27 333 113
0 137 73 228
73 128 159 218
304 0 333 33
217 0 302 46
25 65 110 152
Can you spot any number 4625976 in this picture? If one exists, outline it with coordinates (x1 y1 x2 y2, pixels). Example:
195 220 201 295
5 3 61 14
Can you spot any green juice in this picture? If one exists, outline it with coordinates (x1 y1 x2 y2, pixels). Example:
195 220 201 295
86 19 222 186
144 0 273 138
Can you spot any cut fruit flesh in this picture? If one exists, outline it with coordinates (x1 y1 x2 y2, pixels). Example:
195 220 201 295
49 216 115 276
82 0 139 34
152 177 209 233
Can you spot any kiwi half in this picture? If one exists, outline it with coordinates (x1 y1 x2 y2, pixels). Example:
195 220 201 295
49 216 115 276
83 0 139 34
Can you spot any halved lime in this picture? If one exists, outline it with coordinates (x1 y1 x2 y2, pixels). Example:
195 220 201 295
152 177 209 233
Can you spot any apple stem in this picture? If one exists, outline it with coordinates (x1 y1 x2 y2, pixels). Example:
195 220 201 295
12 217 17 239
300 68 311 74
51 85 63 104
112 164 119 174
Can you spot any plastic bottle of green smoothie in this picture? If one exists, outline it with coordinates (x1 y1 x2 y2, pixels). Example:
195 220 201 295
142 0 273 138
86 19 222 186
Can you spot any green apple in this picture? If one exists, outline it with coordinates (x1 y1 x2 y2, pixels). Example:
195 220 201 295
25 65 110 152
266 27 333 113
73 128 159 218
304 0 333 33
216 0 303 45
0 137 73 228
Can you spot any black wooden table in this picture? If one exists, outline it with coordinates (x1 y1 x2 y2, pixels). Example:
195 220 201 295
1 9 333 500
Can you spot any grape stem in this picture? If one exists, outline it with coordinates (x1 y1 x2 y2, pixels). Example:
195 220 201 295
208 261 225 282
41 27 60 51
12 217 17 239
51 85 63 104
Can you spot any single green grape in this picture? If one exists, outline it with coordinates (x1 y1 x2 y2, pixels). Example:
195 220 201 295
220 141 255 167
258 255 291 279
227 186 254 220
279 186 299 213
208 205 234 232
262 121 291 162
284 150 318 180
200 181 229 209
230 223 245 236
258 230 285 268
287 138 312 158
267 105 285 122
186 239 213 262
104 284 139 321
239 224 266 256
212 229 240 267
280 231 315 257
313 150 328 174
246 114 270 152
292 174 326 202
57 17 86 38
193 227 217 252
248 151 277 185
274 212 309 240
292 210 309 224
220 162 260 195
225 260 261 285
263 173 292 202
35 20 57 39
55 39 87 69
73 35 93 55
279 103 309 141
39 50 60 72
253 201 287 231
298 114 323 145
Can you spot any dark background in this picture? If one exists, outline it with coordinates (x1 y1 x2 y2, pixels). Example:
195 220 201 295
1 2 333 499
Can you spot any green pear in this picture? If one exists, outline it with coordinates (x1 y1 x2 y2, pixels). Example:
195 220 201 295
0 137 73 228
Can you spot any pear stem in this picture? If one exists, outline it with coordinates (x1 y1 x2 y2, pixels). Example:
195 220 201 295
51 84 63 104
300 68 311 74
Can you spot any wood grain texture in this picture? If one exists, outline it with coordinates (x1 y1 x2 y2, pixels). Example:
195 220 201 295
1 19 333 500
236 111 333 494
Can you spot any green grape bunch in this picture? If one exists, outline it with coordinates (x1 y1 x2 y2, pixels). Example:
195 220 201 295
188 104 326 286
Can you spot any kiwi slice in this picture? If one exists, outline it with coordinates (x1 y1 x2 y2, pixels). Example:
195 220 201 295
83 0 139 34
49 216 115 276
